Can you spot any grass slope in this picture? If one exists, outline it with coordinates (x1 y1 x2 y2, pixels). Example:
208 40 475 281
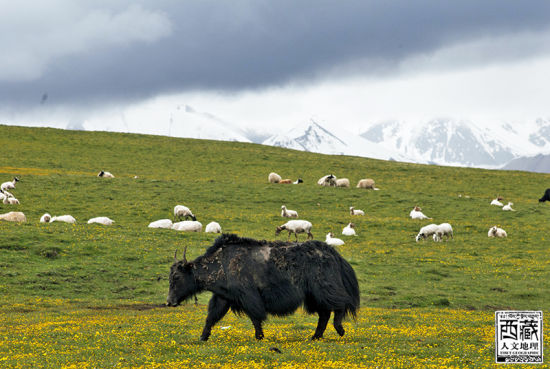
0 125 549 368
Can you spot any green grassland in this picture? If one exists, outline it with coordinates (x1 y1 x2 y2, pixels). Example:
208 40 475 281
0 124 549 368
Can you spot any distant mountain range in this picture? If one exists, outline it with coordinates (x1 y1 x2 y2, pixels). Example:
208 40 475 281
60 103 550 172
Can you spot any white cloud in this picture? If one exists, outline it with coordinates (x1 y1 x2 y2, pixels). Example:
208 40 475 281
0 2 172 81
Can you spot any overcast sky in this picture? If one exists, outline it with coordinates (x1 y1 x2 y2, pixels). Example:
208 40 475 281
2 1 550 134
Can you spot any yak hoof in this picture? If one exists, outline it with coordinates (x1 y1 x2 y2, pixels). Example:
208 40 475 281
336 327 345 336
311 334 323 341
199 335 210 341
255 333 264 340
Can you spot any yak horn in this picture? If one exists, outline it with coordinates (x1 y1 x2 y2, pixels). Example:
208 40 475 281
174 250 178 262
182 245 188 264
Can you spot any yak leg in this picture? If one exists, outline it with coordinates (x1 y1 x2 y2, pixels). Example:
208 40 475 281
333 309 346 336
249 317 265 340
312 310 331 340
200 294 230 341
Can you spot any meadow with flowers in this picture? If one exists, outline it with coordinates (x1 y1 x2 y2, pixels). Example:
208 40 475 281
0 125 549 368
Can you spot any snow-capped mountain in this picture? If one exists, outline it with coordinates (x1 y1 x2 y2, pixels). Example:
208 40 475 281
262 119 406 161
360 118 550 168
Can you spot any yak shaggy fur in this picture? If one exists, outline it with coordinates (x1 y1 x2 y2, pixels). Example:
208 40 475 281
167 233 360 341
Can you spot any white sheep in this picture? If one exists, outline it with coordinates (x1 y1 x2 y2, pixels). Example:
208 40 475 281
174 205 196 221
98 171 114 178
325 232 345 246
318 174 337 187
268 172 282 183
336 178 350 188
490 197 504 206
415 223 439 242
356 178 379 190
281 205 298 218
409 206 431 220
342 223 356 236
205 221 222 233
0 211 26 222
350 206 364 216
50 215 76 224
502 202 515 211
40 213 51 223
275 220 313 241
172 220 202 232
3 196 19 205
148 219 173 229
488 226 507 238
1 177 19 191
432 223 453 242
88 217 114 226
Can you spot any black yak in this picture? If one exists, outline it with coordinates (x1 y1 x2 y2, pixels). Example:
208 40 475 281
539 188 550 202
166 233 360 341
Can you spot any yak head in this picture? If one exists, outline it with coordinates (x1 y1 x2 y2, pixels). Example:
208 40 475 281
166 247 198 307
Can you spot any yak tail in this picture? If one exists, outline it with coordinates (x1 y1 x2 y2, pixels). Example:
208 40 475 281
338 257 360 319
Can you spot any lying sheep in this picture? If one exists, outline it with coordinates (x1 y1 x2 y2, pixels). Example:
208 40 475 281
40 213 51 223
174 205 196 221
279 178 303 184
488 226 507 238
3 196 19 205
433 223 453 242
410 206 431 220
356 178 379 190
502 202 515 211
172 220 202 232
87 217 114 226
415 224 439 242
281 205 298 218
268 172 282 183
148 219 173 229
0 211 26 222
318 174 337 187
490 197 504 206
275 220 313 241
50 215 76 224
342 223 356 236
350 206 364 216
1 177 19 191
325 232 345 246
205 221 222 233
98 171 115 178
336 178 350 188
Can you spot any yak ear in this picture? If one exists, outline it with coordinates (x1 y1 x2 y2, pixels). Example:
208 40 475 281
182 246 188 264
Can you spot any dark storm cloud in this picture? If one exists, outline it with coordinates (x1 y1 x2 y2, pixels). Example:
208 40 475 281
2 0 550 108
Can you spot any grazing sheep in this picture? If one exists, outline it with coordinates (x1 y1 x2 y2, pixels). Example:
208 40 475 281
275 220 313 241
281 205 298 218
50 215 76 224
325 232 345 246
350 206 364 216
488 226 507 238
268 172 282 183
205 221 222 233
148 219 173 229
342 223 356 236
87 217 114 226
172 220 202 232
415 223 439 242
98 171 114 178
538 189 550 202
432 223 453 242
318 174 337 187
356 178 379 190
1 177 19 191
40 213 51 223
502 202 515 211
490 197 504 206
409 206 431 220
0 211 26 222
293 178 303 184
336 178 350 188
174 205 196 221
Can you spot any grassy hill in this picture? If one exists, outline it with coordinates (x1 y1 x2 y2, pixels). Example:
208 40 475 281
0 124 548 368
